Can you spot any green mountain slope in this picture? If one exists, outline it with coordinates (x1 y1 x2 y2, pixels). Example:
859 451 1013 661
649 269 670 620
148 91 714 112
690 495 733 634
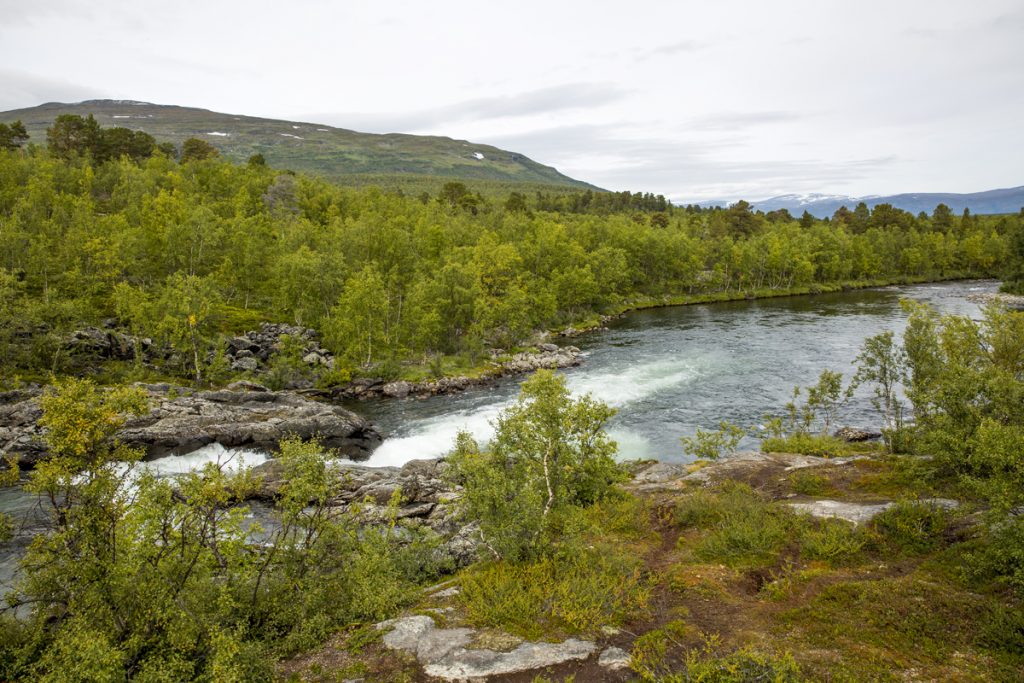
0 99 598 190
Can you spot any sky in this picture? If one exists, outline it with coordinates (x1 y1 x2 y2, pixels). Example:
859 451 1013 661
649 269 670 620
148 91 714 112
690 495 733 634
1 0 1022 203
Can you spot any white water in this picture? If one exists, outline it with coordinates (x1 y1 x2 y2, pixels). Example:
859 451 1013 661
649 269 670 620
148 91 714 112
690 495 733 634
365 354 715 466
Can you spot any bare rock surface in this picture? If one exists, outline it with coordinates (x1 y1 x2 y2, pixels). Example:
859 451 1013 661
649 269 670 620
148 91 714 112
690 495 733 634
789 497 959 524
1 385 381 466
376 615 597 681
598 646 632 671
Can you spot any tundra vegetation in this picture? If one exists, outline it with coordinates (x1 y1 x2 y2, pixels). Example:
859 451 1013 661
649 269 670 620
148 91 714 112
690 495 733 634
0 116 1022 681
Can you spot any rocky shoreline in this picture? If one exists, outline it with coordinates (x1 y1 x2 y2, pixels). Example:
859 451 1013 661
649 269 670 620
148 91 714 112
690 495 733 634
0 383 381 468
325 344 583 401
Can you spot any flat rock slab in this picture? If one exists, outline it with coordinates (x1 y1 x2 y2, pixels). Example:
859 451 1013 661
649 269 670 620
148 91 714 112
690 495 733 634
788 498 959 524
628 451 860 492
377 615 597 681
598 646 631 670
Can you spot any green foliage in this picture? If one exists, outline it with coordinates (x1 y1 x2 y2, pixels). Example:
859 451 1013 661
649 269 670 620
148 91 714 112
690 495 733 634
675 483 799 568
853 331 907 451
965 516 1024 594
798 518 867 564
447 369 623 561
760 432 852 457
180 137 220 162
871 500 949 555
264 333 313 390
680 421 745 460
0 120 29 151
1 386 438 680
632 631 802 683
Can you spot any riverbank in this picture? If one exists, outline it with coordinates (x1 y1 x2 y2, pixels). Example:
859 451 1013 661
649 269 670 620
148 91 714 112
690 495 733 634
555 272 995 338
281 448 1023 682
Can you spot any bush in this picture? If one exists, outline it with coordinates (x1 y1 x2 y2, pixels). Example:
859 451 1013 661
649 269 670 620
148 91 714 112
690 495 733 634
447 370 624 561
676 483 800 568
871 500 949 555
680 421 745 460
761 432 850 457
458 541 651 639
632 632 801 682
799 518 867 564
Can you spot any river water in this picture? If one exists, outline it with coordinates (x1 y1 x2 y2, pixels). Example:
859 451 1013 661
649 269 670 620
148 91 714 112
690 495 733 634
0 279 997 593
356 280 996 467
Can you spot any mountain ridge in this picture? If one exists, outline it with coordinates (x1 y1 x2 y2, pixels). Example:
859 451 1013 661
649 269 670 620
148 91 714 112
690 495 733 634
0 99 599 190
744 186 1024 217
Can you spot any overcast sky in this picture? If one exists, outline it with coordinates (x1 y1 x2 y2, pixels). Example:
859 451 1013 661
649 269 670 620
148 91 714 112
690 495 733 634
1 0 1021 202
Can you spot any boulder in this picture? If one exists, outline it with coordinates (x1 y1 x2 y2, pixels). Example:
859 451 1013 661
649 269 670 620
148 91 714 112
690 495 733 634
382 381 411 399
231 357 259 372
834 426 883 442
1 386 382 466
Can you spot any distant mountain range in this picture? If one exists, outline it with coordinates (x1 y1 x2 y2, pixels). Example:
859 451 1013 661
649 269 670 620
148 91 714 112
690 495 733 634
743 187 1024 218
0 100 597 190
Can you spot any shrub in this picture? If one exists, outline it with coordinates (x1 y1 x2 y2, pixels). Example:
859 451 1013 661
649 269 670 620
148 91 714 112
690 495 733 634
680 421 745 460
457 541 651 639
799 518 867 564
871 500 949 555
676 483 800 567
632 632 801 683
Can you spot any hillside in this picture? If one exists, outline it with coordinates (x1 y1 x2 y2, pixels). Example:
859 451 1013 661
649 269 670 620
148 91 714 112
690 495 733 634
0 99 598 190
747 186 1024 218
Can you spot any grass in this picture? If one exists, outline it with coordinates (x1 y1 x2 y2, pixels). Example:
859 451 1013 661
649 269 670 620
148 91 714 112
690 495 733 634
456 499 656 639
675 482 802 568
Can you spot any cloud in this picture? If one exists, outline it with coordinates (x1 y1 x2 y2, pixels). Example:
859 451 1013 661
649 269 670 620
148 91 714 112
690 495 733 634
308 82 629 133
0 69 105 111
688 110 805 131
483 122 898 202
638 40 707 59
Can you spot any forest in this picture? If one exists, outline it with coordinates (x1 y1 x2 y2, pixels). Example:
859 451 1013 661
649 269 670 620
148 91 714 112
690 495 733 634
0 116 1021 389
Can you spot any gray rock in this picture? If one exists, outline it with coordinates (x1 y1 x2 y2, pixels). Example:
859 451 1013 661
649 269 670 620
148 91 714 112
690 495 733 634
788 498 959 525
382 381 411 399
598 646 631 671
230 357 259 372
834 426 883 442
1 386 382 467
424 638 597 680
377 615 597 681
538 343 559 353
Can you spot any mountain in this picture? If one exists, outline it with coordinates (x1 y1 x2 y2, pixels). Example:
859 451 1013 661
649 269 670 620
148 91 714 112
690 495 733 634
748 187 1024 218
0 100 597 190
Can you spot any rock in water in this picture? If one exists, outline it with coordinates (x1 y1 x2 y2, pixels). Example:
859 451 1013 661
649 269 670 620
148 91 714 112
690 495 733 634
118 389 381 459
1 386 382 466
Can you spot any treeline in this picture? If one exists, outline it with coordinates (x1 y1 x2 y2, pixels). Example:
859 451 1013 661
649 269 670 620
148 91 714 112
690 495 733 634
0 129 1021 384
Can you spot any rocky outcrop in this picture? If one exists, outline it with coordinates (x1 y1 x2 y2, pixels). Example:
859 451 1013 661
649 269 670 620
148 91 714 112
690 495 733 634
65 326 154 362
376 614 598 681
1 385 381 467
251 457 478 566
834 426 882 442
224 323 333 379
328 346 583 400
788 497 959 524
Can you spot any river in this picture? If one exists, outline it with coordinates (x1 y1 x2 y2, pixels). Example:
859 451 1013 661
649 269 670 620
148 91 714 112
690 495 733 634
355 279 996 466
0 279 998 594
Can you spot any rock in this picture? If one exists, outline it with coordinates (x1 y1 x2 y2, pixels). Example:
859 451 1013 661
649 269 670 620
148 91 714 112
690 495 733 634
598 646 631 671
225 380 270 392
1 386 382 467
834 426 882 442
424 638 597 680
538 343 559 353
788 497 959 525
302 352 327 366
118 389 381 460
230 357 259 372
382 381 411 399
376 615 598 681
